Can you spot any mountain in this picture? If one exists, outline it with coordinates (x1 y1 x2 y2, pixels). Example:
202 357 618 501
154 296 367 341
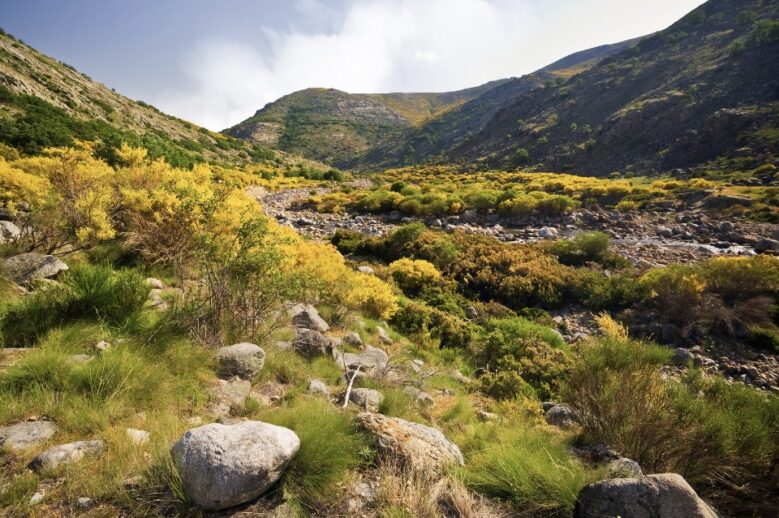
0 29 313 169
399 0 779 176
223 81 509 165
225 38 639 167
354 38 641 169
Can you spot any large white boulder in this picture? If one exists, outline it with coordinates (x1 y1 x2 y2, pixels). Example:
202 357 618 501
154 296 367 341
171 421 300 511
289 304 329 332
29 439 105 472
0 420 58 452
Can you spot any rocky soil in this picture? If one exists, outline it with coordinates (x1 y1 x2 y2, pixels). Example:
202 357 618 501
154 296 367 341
256 185 778 268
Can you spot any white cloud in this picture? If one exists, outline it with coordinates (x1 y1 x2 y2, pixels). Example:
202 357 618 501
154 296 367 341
152 0 705 130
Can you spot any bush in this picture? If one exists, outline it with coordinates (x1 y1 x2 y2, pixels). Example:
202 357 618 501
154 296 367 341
572 271 648 311
479 318 570 400
747 326 779 353
390 299 473 349
550 231 610 266
262 399 371 511
387 258 443 295
323 168 345 182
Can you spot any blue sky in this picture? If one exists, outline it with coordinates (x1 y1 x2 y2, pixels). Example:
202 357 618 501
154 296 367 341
0 0 706 130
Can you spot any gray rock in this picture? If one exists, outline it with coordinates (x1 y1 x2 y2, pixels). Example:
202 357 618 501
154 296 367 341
403 386 435 407
3 253 68 285
292 329 332 358
68 354 93 364
76 496 93 509
465 306 479 320
0 420 58 452
94 340 111 352
545 404 577 428
376 326 393 345
342 332 363 346
216 343 265 380
29 439 105 472
171 421 300 511
290 304 329 332
357 412 464 475
0 220 20 241
575 473 716 518
755 238 779 253
538 226 559 239
349 388 384 412
337 344 389 371
307 379 330 398
607 457 644 478
29 490 46 506
657 226 674 238
357 265 375 275
672 347 693 366
206 376 251 417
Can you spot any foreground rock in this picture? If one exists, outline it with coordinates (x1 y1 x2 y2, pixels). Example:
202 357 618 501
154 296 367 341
171 421 300 511
336 344 389 371
348 388 384 412
290 304 329 332
575 473 716 518
3 253 68 285
545 403 577 428
357 413 464 475
216 343 265 380
29 439 105 472
0 420 58 452
292 329 332 358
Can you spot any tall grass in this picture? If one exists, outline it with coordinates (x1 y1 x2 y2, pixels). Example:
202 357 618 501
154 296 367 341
457 419 597 516
261 398 372 512
0 264 149 347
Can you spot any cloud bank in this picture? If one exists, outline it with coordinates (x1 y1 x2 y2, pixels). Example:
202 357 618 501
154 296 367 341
153 0 705 130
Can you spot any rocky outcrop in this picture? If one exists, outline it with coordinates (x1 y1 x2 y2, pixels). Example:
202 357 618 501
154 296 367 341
292 329 332 358
170 421 300 511
216 343 265 380
0 420 58 452
290 304 329 332
545 403 577 428
29 439 105 472
357 413 464 475
3 253 68 285
575 473 716 518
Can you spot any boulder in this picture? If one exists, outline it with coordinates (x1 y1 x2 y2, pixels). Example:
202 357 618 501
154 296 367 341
206 376 251 417
307 379 330 398
349 388 384 412
545 404 577 428
0 220 20 241
337 344 389 371
342 332 363 346
249 381 286 406
376 326 393 345
607 457 643 478
357 265 375 275
575 473 716 518
292 329 332 358
216 343 265 380
290 304 329 332
755 238 779 253
29 439 105 472
357 413 464 475
403 386 435 407
0 420 58 452
3 253 68 285
171 421 300 511
538 226 559 239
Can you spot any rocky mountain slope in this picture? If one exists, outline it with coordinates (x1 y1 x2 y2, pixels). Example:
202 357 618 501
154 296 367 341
224 81 509 165
354 38 642 169
409 0 779 176
0 29 316 169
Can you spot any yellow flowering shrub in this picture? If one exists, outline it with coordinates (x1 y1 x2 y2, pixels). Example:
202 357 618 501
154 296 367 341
387 258 443 294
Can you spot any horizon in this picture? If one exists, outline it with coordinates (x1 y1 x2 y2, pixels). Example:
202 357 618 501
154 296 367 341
1 0 707 130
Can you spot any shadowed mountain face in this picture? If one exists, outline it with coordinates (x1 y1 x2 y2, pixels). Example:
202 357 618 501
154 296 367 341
228 0 779 177
440 0 779 176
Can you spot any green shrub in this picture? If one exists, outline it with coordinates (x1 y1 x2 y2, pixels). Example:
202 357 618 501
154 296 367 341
323 168 345 182
746 326 779 353
550 231 610 266
387 258 443 295
572 271 648 311
262 399 371 511
390 298 473 349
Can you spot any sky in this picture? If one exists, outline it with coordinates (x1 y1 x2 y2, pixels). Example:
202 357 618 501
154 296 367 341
0 0 707 130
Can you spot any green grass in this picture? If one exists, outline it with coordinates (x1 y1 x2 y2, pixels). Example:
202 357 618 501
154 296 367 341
0 264 150 347
260 398 372 512
457 417 599 516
